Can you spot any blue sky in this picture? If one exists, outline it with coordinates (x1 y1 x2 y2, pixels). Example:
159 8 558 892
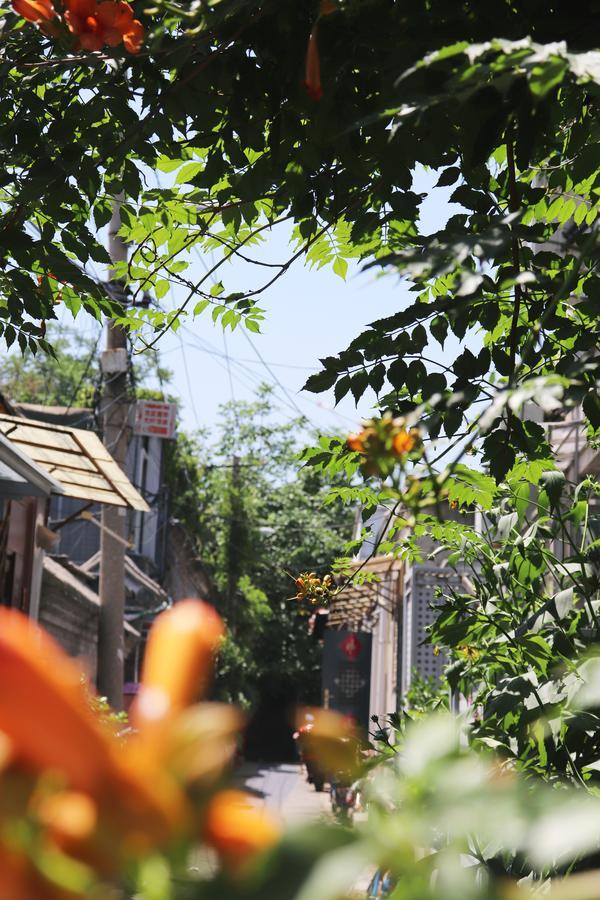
148 168 467 437
55 167 471 440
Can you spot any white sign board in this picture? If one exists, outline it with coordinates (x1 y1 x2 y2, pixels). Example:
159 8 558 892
134 400 177 439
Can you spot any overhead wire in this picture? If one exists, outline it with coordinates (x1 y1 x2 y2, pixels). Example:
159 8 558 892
143 242 357 431
222 329 240 431
180 325 358 427
177 330 201 428
187 244 319 425
239 326 309 423
180 325 310 423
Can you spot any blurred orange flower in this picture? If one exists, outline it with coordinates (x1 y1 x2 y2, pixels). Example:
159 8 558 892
392 429 415 456
203 790 280 865
297 707 363 778
347 432 366 452
0 599 238 893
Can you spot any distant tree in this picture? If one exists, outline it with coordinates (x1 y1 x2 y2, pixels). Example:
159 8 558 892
0 322 171 409
165 386 354 709
0 325 100 408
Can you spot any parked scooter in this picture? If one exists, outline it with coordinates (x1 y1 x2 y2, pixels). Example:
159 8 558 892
293 715 326 792
329 731 362 822
330 773 357 823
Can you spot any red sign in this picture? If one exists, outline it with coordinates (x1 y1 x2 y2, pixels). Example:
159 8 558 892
134 400 177 439
340 633 362 661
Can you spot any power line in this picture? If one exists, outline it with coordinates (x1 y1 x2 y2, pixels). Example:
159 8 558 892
222 329 240 431
181 326 307 422
180 326 357 428
178 331 200 427
240 327 314 423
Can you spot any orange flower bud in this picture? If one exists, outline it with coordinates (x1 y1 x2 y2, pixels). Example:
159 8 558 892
132 599 224 733
319 0 336 13
203 790 280 864
303 27 322 101
347 432 365 452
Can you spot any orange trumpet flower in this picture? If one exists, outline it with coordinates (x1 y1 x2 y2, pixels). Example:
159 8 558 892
11 0 54 21
0 598 233 889
63 0 144 53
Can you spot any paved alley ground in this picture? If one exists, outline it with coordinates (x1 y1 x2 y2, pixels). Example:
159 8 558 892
235 761 331 824
236 763 372 897
190 764 372 896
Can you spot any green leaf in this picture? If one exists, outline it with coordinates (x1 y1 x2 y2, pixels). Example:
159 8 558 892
436 167 461 187
303 370 339 393
529 58 568 96
583 391 600 429
332 256 348 280
540 469 566 508
175 161 204 184
430 316 448 347
496 511 518 540
483 431 516 482
553 588 574 620
350 370 369 403
369 363 386 395
387 359 407 390
334 375 351 404
512 480 531 523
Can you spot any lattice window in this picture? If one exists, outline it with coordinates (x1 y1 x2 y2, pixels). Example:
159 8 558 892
402 565 462 694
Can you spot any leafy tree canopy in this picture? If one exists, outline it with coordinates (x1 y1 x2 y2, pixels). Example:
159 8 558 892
3 0 599 478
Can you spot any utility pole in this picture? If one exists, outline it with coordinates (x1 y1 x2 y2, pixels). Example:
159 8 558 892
226 454 241 636
97 200 129 709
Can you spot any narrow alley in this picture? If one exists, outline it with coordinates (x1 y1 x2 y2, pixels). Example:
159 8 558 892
236 762 331 824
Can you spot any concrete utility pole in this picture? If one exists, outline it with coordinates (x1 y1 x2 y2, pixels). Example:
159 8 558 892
226 454 241 636
97 201 129 709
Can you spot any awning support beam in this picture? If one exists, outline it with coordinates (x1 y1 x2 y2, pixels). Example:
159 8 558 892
50 501 94 532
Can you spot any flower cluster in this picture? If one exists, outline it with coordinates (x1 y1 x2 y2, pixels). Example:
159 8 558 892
294 571 335 605
12 0 144 54
0 599 279 897
347 413 422 476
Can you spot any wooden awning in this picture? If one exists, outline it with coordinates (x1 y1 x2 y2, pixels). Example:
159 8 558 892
0 414 149 512
0 431 64 498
